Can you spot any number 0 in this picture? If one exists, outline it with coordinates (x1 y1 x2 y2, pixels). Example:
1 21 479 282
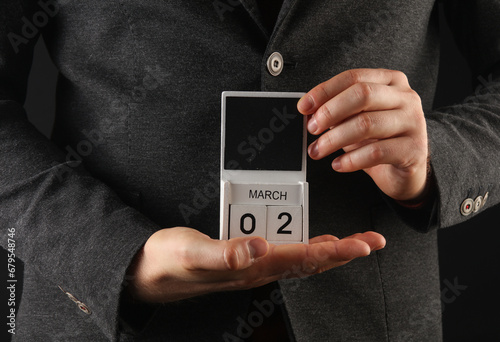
240 213 256 234
277 212 292 234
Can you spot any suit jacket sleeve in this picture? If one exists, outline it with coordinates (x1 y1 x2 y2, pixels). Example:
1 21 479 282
0 1 158 340
426 0 500 229
383 1 500 232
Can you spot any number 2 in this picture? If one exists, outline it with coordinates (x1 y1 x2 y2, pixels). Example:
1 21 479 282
277 212 292 234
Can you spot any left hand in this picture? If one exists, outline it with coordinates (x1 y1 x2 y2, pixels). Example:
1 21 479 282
126 227 385 303
298 68 429 202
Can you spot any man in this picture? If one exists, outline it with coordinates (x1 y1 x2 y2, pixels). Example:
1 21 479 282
1 0 498 341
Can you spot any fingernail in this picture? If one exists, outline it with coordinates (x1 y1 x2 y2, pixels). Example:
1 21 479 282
308 141 319 158
247 238 268 260
332 158 342 171
308 117 318 134
298 94 314 113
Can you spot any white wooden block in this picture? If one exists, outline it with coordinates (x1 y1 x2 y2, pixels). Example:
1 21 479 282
266 206 303 243
229 205 267 239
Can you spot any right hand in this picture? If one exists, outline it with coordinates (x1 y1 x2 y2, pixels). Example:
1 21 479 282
126 227 386 303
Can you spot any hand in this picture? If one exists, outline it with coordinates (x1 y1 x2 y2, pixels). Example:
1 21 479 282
298 69 429 202
126 227 385 303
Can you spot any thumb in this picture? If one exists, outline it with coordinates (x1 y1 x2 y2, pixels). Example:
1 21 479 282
191 236 269 271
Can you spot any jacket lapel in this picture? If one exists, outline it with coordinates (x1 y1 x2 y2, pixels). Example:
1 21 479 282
238 0 296 38
274 0 296 32
238 0 267 35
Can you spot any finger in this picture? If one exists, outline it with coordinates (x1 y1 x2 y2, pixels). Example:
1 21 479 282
304 232 386 273
331 136 422 173
209 233 383 288
308 109 412 160
308 83 409 135
309 234 340 244
256 236 375 277
185 235 269 272
343 231 386 251
342 138 379 153
297 69 409 115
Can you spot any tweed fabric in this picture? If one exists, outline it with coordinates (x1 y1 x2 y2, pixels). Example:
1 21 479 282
0 0 499 341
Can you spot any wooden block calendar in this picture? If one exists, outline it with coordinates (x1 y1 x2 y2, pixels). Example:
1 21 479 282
219 92 309 244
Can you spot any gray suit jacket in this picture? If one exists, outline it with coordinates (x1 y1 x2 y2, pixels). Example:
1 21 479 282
1 0 499 341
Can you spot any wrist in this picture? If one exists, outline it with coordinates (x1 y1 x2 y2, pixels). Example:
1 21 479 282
397 162 435 209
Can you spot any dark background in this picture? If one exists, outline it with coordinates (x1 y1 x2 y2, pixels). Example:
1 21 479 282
2 6 500 341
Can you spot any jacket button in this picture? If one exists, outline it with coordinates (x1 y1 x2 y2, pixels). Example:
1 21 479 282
473 196 483 213
460 198 473 216
58 286 92 315
482 192 489 208
267 52 284 76
66 292 79 304
78 302 92 315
